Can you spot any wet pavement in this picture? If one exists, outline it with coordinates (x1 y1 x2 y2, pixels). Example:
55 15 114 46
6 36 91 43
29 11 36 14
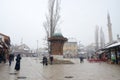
0 57 120 80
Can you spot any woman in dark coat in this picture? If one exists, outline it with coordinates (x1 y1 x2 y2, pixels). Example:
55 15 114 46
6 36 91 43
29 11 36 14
15 54 21 71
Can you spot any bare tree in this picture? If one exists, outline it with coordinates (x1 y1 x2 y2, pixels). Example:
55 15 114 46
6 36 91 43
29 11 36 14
43 0 61 54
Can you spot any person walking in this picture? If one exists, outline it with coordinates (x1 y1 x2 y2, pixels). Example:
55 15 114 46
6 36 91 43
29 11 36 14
80 56 84 63
8 54 13 66
49 55 53 65
15 54 21 71
11 53 14 61
43 56 48 66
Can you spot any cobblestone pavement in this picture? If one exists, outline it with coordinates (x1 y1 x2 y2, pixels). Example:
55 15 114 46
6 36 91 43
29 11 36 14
0 57 120 80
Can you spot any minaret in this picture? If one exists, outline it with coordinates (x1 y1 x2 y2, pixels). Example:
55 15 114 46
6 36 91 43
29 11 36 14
100 27 105 48
107 13 113 43
95 25 99 50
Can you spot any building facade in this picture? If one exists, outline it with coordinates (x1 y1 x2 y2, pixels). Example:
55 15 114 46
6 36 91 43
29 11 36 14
0 33 11 63
63 42 78 58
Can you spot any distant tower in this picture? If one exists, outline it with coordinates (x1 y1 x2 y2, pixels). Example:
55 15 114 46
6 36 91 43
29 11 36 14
100 27 105 48
95 25 99 50
107 13 113 43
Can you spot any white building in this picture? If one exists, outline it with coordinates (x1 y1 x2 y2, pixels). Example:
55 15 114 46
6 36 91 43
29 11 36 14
13 44 30 53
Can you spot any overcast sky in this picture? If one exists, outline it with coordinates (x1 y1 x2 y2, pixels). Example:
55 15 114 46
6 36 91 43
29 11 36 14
0 0 120 49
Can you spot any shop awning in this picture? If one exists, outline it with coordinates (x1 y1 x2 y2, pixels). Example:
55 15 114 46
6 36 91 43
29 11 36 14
106 42 120 48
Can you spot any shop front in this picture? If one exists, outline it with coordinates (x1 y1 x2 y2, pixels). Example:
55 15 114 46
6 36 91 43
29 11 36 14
106 42 120 64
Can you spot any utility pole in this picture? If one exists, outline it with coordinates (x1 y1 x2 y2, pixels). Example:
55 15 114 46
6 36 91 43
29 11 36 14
37 40 38 57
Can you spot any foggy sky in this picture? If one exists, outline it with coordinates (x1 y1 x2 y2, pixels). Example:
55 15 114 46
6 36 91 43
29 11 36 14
0 0 120 49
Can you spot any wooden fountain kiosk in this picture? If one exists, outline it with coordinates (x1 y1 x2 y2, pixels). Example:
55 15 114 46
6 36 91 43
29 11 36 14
48 33 74 64
48 33 67 55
